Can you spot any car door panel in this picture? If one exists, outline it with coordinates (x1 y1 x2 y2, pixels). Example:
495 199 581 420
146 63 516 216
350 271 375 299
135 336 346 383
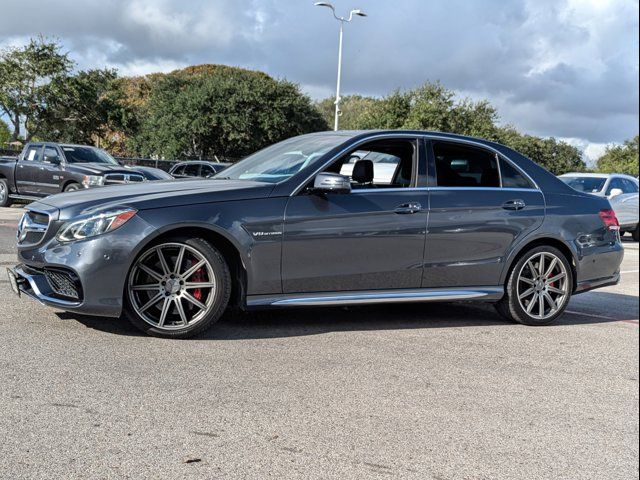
38 146 64 195
423 188 545 287
15 145 43 195
282 190 428 293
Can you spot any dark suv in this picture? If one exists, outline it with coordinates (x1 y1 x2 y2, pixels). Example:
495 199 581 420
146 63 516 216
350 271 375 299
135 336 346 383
8 131 623 338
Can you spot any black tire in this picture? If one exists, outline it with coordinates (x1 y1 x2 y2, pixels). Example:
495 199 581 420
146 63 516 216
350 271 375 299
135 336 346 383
64 183 81 192
123 237 231 339
495 245 573 326
633 225 639 242
0 178 12 207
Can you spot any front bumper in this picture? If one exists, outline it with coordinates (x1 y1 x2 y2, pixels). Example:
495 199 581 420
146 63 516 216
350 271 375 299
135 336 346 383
13 214 156 317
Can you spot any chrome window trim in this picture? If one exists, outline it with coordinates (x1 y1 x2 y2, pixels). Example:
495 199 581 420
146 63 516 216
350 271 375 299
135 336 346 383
348 186 542 194
291 132 540 196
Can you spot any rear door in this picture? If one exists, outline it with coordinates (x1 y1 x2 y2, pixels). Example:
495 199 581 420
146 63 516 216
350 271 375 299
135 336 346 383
423 139 545 288
15 144 43 195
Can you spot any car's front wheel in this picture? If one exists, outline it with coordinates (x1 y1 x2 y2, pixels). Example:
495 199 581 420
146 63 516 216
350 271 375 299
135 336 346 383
123 238 231 338
496 246 573 326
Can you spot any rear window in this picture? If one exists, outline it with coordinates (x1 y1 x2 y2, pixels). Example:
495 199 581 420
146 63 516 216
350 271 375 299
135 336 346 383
560 176 606 193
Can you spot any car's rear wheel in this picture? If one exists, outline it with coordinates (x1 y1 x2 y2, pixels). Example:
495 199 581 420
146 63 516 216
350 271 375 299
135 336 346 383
0 179 12 207
496 246 572 326
123 238 231 338
633 224 639 242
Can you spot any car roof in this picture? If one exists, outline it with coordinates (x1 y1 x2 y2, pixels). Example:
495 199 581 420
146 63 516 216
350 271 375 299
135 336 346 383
560 172 638 181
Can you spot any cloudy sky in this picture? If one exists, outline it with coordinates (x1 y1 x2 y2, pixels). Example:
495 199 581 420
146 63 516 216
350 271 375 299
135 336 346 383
1 0 638 163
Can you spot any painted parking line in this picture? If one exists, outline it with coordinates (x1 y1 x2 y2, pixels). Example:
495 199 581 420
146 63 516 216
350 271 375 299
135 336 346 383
565 309 639 325
620 269 639 274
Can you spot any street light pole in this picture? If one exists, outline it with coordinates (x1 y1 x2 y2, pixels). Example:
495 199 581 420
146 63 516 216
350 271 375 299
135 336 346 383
314 2 367 131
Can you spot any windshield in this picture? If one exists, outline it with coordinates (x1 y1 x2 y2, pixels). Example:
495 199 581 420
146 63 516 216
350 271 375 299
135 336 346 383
62 146 119 165
216 135 346 183
560 176 607 193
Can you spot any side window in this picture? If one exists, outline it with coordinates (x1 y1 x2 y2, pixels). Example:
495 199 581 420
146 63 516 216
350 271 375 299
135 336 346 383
23 145 43 162
183 163 201 177
172 165 185 176
200 165 215 177
325 139 415 189
606 178 624 195
43 146 60 164
500 158 533 189
621 179 638 194
433 142 499 188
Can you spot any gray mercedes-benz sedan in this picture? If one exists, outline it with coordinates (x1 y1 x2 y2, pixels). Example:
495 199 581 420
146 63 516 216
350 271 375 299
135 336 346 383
8 131 624 338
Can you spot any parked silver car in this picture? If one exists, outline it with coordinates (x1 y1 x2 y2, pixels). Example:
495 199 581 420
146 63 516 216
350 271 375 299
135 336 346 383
559 173 639 240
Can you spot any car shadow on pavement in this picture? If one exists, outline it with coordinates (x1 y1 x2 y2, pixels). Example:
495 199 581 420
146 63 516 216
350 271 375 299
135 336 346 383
56 290 638 340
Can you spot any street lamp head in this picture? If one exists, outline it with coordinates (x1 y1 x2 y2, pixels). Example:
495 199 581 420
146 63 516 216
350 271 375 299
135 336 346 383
314 2 335 11
351 9 367 17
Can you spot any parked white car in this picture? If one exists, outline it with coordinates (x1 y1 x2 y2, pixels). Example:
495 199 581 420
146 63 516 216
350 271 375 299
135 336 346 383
559 173 639 240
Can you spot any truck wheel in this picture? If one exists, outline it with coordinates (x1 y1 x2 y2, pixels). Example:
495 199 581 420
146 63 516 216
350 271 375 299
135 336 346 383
123 237 231 339
64 183 81 192
633 224 639 242
0 179 12 207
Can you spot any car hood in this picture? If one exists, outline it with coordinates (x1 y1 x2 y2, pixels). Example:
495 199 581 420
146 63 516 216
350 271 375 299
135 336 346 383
33 178 275 220
66 163 139 174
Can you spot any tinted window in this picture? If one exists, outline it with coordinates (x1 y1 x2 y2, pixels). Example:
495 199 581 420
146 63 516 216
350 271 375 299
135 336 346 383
606 178 624 195
500 158 533 189
621 178 638 193
560 176 607 193
183 163 201 177
23 145 42 162
43 147 60 164
433 142 499 187
171 165 185 175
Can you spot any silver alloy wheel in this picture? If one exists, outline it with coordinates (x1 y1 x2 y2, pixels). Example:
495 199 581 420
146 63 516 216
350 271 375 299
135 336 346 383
0 182 6 203
516 251 569 320
128 242 217 330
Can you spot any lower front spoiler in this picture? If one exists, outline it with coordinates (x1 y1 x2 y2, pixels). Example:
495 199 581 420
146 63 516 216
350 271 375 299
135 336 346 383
7 264 82 309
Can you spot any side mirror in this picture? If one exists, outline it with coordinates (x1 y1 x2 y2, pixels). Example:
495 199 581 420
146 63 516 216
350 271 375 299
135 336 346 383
313 172 351 194
609 188 624 198
45 155 61 165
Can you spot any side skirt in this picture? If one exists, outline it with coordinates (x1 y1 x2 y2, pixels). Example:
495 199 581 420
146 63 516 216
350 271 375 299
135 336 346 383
246 286 504 308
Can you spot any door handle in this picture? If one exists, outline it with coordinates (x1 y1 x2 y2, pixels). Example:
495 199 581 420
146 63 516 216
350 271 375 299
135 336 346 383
394 202 422 214
502 199 526 211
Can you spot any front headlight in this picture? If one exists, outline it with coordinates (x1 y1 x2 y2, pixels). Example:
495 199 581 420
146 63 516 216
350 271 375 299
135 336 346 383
56 208 137 242
82 175 105 187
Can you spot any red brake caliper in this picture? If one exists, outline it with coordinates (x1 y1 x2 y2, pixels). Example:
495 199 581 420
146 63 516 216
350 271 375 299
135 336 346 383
192 268 206 301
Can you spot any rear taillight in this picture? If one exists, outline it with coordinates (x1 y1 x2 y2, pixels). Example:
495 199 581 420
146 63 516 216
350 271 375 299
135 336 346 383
599 209 620 231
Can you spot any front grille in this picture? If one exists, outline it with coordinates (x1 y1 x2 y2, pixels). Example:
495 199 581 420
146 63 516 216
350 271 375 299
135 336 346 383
104 173 145 185
44 268 82 301
17 210 50 246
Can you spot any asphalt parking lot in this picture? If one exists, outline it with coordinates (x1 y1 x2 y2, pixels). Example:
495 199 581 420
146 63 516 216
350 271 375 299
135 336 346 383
0 205 638 480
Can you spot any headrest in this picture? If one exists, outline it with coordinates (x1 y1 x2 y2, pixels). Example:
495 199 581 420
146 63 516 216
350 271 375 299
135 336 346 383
352 159 374 184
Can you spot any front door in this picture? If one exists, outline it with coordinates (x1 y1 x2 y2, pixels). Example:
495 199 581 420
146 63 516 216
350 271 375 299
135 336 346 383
38 145 65 195
15 144 43 195
423 140 545 288
282 137 428 293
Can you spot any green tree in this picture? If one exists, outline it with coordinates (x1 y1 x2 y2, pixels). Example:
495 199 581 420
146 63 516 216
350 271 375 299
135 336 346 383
596 135 639 176
316 95 379 130
39 69 121 145
134 65 328 159
0 118 11 146
0 37 73 141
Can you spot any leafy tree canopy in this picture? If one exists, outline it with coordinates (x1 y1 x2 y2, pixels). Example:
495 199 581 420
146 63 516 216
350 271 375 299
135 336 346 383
596 135 639 176
0 37 72 141
133 65 328 159
0 118 11 146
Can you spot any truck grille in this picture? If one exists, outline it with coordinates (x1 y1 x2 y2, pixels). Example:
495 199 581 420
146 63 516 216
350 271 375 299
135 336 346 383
104 173 145 185
17 210 50 246
44 268 82 301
